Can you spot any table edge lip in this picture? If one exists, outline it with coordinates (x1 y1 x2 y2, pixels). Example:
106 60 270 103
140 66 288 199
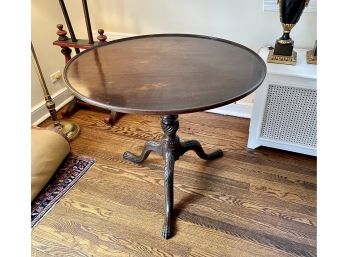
63 33 267 115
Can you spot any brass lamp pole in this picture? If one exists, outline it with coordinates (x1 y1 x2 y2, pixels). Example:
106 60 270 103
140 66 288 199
31 42 80 141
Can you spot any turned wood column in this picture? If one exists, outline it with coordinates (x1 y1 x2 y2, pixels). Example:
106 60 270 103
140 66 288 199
56 24 72 63
160 115 179 239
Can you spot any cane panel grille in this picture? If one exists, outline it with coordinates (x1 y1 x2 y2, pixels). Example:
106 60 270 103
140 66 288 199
260 84 317 148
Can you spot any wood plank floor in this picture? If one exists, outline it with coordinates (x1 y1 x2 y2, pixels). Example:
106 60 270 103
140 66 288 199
32 109 317 257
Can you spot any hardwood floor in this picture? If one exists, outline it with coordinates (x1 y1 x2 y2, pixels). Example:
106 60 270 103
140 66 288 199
32 109 317 257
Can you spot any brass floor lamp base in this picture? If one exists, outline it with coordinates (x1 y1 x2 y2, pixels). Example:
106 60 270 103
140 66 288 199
59 120 80 141
49 120 80 141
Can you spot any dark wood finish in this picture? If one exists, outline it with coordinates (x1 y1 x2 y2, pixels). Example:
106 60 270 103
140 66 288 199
63 34 267 239
54 1 123 126
33 110 317 256
56 24 69 41
123 115 223 239
97 29 107 44
55 24 91 119
61 99 125 122
103 111 124 125
60 46 72 63
56 24 72 63
64 34 267 115
61 98 82 118
53 38 99 49
53 28 121 124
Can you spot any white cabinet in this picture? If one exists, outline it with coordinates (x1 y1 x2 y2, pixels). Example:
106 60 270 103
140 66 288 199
247 47 317 156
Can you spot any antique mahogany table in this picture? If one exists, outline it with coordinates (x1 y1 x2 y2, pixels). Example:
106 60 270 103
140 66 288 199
63 34 266 239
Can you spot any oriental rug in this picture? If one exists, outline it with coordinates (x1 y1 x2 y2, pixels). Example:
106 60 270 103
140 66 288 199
31 154 95 228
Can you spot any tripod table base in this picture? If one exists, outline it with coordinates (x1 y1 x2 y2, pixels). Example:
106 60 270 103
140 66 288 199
123 115 223 239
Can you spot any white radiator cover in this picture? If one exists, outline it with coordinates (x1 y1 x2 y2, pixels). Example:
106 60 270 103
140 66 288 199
260 84 317 147
248 47 317 156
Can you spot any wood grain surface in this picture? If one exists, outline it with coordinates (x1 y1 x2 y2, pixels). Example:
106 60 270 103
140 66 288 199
32 110 316 257
63 34 266 114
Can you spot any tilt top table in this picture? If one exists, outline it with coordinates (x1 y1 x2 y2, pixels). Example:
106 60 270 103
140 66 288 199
63 34 267 239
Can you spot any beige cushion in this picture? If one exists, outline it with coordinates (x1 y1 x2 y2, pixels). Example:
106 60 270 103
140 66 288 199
31 127 70 201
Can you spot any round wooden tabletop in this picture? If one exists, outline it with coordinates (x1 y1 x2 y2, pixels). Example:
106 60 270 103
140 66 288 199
64 34 267 115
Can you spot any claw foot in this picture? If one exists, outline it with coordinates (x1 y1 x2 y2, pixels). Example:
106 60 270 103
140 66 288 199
123 151 136 162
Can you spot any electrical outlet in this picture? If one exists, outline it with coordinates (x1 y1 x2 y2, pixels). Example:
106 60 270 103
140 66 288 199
50 70 62 83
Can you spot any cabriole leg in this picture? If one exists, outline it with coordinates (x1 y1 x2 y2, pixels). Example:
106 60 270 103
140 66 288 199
180 140 223 160
123 141 161 163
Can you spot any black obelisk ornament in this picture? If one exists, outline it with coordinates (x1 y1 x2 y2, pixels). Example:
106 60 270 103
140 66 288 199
268 0 310 65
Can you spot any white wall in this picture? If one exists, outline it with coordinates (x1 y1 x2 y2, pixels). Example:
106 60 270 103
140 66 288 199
32 0 316 109
87 0 316 51
32 0 66 108
31 57 44 106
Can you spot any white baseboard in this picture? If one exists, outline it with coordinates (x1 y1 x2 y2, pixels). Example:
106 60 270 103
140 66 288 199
206 102 252 118
31 88 73 125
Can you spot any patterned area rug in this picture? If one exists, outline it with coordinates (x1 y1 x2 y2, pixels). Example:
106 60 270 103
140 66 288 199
31 154 95 228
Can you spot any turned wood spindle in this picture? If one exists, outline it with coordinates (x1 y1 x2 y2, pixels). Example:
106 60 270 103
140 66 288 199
56 24 72 63
61 47 72 63
97 29 107 44
56 24 69 41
